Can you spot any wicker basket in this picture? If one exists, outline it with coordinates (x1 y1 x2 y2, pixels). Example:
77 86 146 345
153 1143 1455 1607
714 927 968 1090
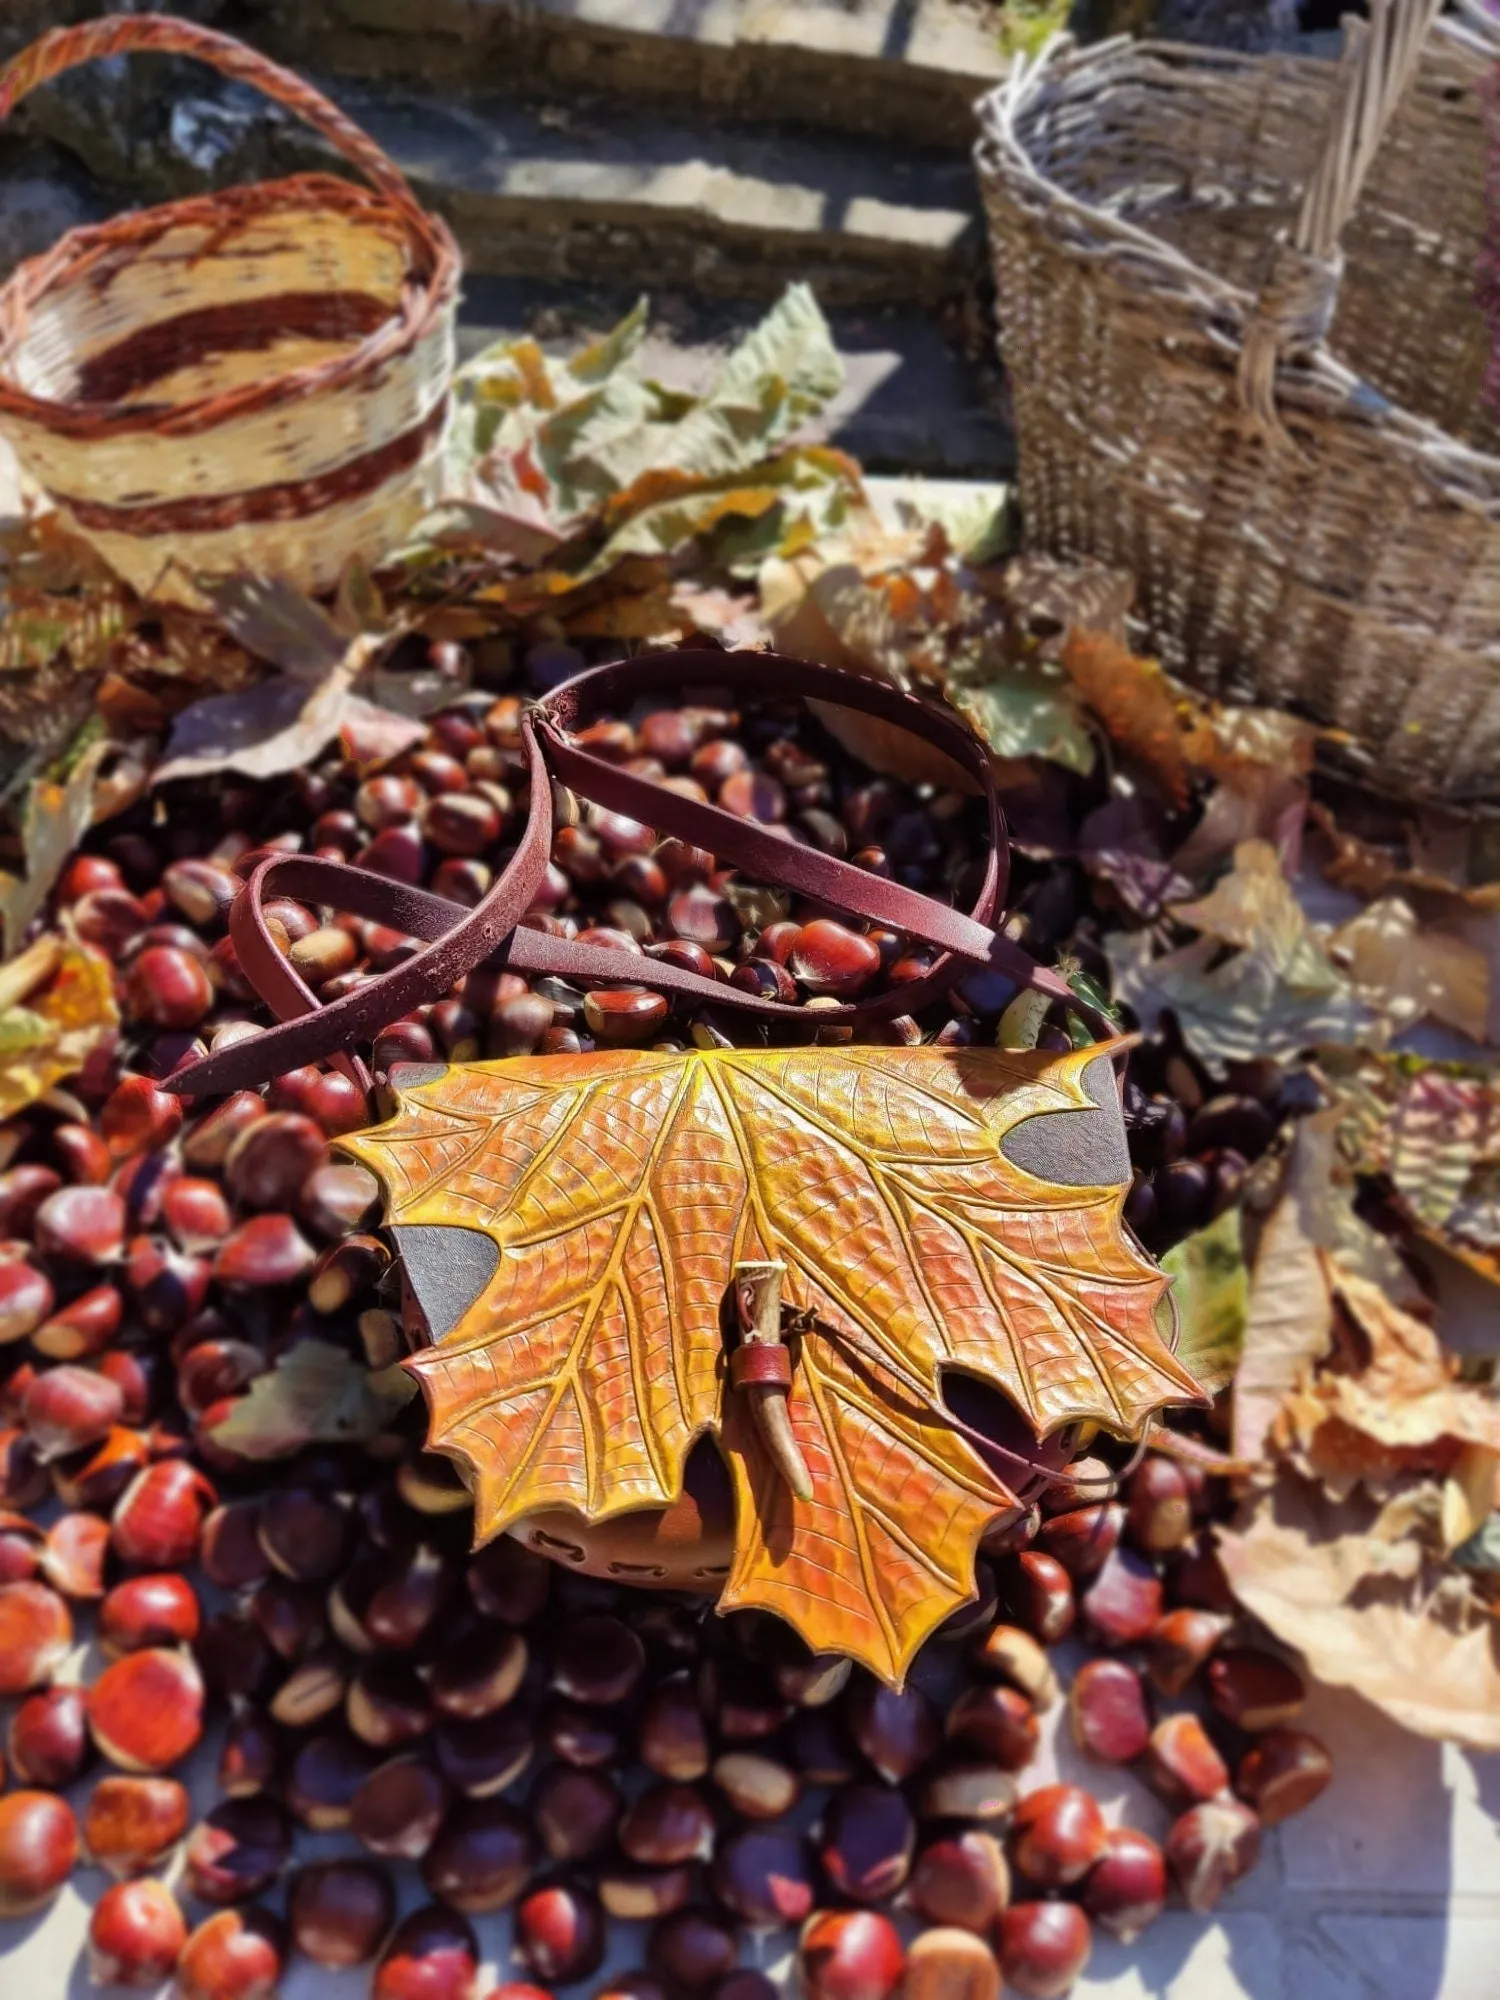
0 14 459 608
976 0 1500 806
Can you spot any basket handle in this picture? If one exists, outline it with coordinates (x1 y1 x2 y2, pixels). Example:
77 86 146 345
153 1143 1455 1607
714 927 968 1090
1237 0 1445 441
0 12 431 246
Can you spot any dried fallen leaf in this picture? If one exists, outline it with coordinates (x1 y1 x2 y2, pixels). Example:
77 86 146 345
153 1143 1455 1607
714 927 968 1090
344 1043 1199 1681
1111 841 1375 1064
0 938 117 1121
1233 1115 1337 1463
210 1340 416 1460
1060 631 1194 810
1313 1271 1500 1463
0 737 111 958
1329 895 1491 1043
1219 1474 1500 1752
1386 1071 1495 1234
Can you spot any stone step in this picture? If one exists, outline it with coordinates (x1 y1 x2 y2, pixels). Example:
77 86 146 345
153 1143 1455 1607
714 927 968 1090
259 0 1009 153
456 277 1012 475
272 77 984 307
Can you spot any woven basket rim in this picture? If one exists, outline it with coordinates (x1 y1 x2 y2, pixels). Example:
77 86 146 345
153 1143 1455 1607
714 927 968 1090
0 171 460 444
974 15 1500 505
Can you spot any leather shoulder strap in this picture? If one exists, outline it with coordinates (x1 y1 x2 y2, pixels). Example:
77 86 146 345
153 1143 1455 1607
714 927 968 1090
169 649 1105 1099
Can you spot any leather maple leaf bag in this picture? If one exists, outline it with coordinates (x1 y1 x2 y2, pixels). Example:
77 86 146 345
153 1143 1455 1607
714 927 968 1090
173 651 1205 1683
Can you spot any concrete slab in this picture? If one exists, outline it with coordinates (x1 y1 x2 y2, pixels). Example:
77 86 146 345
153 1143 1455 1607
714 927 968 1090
269 0 1007 150
274 80 981 306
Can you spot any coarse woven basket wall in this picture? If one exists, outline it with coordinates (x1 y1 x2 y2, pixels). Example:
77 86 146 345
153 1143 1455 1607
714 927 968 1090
976 0 1500 807
0 14 460 609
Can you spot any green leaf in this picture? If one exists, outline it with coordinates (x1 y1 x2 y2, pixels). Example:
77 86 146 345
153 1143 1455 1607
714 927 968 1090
948 666 1095 774
210 1340 417 1460
539 286 843 522
1162 1208 1249 1397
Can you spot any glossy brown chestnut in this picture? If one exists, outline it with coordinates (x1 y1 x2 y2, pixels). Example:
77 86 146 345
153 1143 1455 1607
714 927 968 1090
464 1534 551 1625
945 1684 1039 1771
1165 1797 1262 1912
532 1765 623 1862
797 1910 905 2000
218 1712 280 1799
996 1550 1076 1644
109 1459 214 1570
1009 1785 1108 1889
1144 1608 1232 1697
901 1927 1000 2000
599 1863 696 1922
372 1905 480 2000
550 1612 646 1707
434 1710 534 1800
908 1830 1011 1933
711 1751 800 1820
285 1729 377 1832
99 1572 201 1654
429 1626 527 1720
1079 1547 1164 1648
87 1646 204 1772
1205 1647 1306 1731
647 1909 738 1994
1068 1658 1151 1764
0 1789 79 1916
83 1775 191 1876
515 1882 607 1984
638 1674 711 1781
1145 1713 1231 1807
1082 1827 1168 1942
287 1858 396 1967
175 1906 287 2000
1234 1729 1333 1826
1035 1503 1124 1580
968 1625 1058 1710
8 1684 90 1787
421 1798 536 1913
619 1781 716 1866
88 1876 188 1987
819 1782 915 1904
350 1754 449 1860
845 1678 940 1783
996 1903 1092 1998
184 1797 291 1905
712 1826 815 1928
0 1578 72 1694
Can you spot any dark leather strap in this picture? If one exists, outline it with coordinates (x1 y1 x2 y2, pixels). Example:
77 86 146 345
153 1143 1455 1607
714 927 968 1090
169 649 1106 1099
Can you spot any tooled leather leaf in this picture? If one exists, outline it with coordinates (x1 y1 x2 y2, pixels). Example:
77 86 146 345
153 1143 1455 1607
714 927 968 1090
343 1041 1198 1681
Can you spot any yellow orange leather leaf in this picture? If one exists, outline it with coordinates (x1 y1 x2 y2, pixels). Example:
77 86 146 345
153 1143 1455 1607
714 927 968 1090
344 1042 1197 1680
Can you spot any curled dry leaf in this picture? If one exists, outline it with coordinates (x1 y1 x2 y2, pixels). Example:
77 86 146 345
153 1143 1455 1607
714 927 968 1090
1059 631 1194 810
210 1339 416 1460
1328 896 1490 1044
1111 841 1375 1064
1218 1474 1500 1752
0 737 112 957
343 1043 1201 1683
0 936 117 1121
1299 1271 1500 1473
1232 1114 1337 1465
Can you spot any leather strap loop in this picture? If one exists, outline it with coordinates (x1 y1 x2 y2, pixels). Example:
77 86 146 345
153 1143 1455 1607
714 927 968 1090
729 1345 793 1390
169 648 1105 1100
